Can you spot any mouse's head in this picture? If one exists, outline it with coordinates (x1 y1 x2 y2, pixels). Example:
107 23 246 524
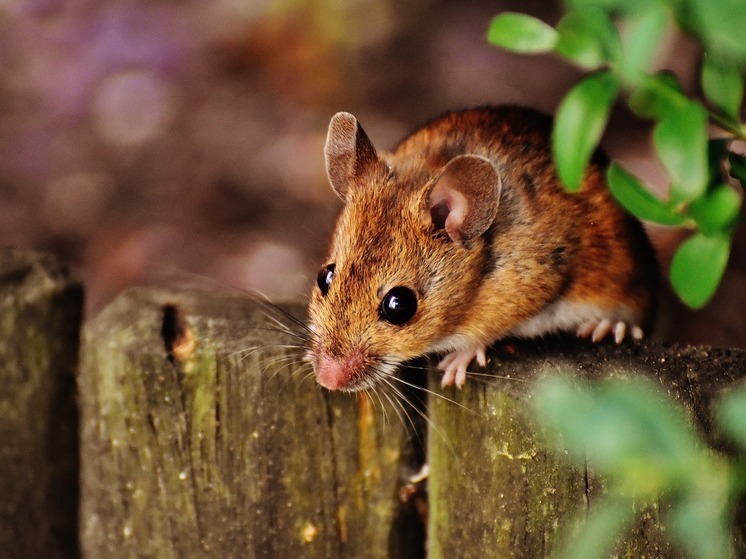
307 112 501 391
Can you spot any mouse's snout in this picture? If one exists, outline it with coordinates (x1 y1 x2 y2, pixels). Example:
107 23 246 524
313 348 370 391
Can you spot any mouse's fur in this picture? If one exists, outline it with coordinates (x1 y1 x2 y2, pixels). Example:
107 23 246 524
308 106 658 391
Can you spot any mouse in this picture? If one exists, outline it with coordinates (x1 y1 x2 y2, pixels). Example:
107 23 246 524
306 106 658 391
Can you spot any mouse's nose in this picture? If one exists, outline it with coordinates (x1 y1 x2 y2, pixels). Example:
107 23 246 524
314 349 366 391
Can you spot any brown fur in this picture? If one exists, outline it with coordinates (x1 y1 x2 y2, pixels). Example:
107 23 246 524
308 106 658 390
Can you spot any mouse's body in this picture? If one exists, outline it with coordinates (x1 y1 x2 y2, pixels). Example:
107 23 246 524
307 106 657 391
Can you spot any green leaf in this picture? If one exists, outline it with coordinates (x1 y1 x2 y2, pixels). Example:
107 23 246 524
487 13 557 52
702 55 744 120
628 72 686 119
532 376 702 491
565 0 650 16
607 163 688 226
618 5 669 83
689 184 741 235
729 152 746 185
554 9 621 69
531 377 595 460
653 101 709 201
667 489 733 559
587 380 702 485
702 56 745 118
558 497 634 559
675 0 746 69
670 231 732 308
553 71 620 191
717 383 746 449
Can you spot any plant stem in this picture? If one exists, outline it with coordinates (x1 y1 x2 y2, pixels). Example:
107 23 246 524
708 110 746 140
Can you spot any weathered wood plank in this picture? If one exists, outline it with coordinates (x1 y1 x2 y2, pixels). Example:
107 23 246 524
0 248 83 558
79 283 746 558
427 337 746 558
79 287 420 558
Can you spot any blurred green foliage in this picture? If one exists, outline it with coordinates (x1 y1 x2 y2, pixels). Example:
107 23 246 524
488 2 746 556
532 375 741 559
488 0 745 309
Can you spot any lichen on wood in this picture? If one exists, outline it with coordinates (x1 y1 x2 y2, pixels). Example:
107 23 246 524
427 337 746 559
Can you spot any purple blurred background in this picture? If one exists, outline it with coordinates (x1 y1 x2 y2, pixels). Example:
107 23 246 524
1 0 743 347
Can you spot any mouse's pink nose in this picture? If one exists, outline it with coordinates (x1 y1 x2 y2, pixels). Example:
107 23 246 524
314 351 365 391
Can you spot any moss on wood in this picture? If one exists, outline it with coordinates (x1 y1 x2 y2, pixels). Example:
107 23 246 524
427 337 746 558
79 287 416 558
0 248 83 558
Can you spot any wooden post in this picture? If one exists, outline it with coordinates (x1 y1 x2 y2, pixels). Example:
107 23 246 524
427 337 746 558
0 248 84 558
79 287 423 558
76 283 746 558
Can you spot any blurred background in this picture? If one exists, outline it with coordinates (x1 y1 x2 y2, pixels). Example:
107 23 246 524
0 0 743 346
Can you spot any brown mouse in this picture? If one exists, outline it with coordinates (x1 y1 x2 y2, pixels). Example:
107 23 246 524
306 106 657 391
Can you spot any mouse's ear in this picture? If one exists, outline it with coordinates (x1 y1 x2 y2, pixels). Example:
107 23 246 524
426 154 501 244
325 112 382 202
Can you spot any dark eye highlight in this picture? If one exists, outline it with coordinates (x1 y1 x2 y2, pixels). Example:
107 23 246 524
316 264 335 296
379 286 417 325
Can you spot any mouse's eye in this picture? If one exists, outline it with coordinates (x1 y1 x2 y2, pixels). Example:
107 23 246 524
379 286 418 325
316 264 335 296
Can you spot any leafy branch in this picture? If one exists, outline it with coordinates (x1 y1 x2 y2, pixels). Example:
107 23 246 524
531 375 746 559
488 0 745 308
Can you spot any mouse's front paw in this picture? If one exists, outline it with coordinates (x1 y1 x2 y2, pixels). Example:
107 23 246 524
437 344 487 389
577 319 644 343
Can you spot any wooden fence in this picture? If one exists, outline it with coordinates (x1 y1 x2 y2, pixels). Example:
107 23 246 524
2 247 745 558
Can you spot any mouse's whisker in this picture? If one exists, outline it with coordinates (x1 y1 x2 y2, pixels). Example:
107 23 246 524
299 368 317 386
231 342 306 359
379 386 413 432
267 355 308 383
257 302 313 336
363 387 391 428
393 361 431 372
465 370 528 383
260 312 311 337
379 376 456 453
262 352 307 374
230 346 305 374
226 345 264 364
377 378 420 434
387 371 481 418
378 376 425 425
253 325 310 343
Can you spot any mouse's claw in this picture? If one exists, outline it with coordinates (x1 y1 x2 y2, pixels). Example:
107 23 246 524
438 345 487 389
577 320 644 343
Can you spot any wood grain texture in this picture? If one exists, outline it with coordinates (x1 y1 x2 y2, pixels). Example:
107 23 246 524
427 337 746 559
0 248 83 558
79 286 419 559
74 282 746 558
